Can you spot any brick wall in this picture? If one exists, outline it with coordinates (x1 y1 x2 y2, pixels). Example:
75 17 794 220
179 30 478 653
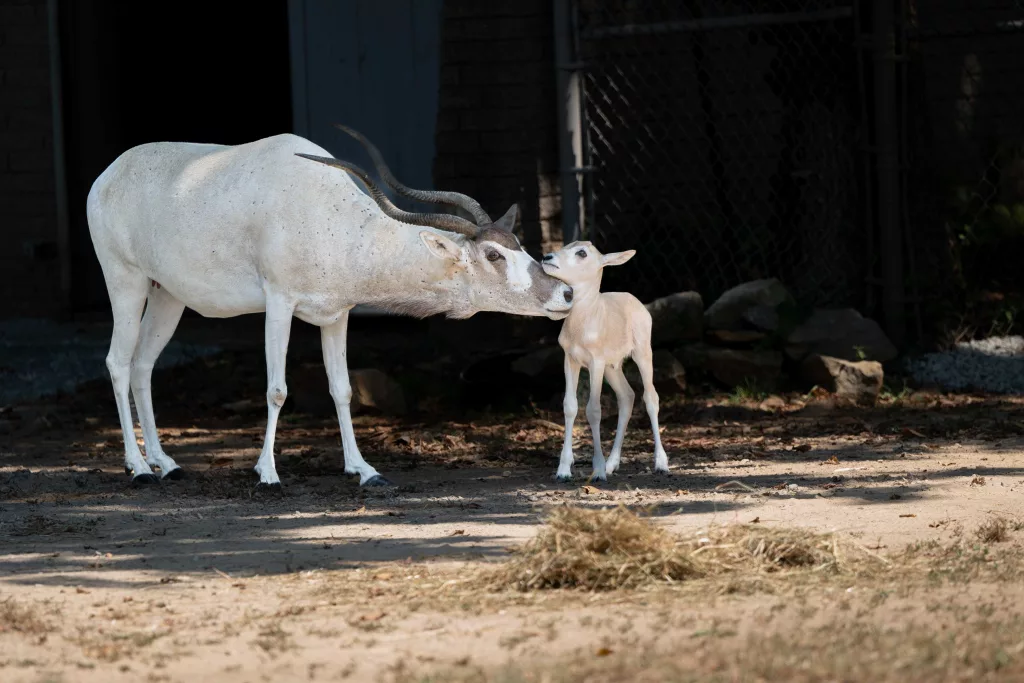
433 0 563 255
0 0 60 318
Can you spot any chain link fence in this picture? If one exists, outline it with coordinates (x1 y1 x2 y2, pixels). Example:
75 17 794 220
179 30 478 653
905 0 1024 342
571 0 866 307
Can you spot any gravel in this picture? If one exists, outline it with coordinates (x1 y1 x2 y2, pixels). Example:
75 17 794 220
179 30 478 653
0 319 220 406
905 335 1024 394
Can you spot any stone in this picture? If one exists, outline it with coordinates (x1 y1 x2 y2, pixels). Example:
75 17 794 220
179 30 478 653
624 350 686 394
758 395 787 412
289 364 407 416
785 308 897 363
705 348 783 389
676 342 711 372
709 329 767 345
704 279 791 331
288 362 335 416
510 346 563 378
742 304 780 332
800 354 884 405
645 291 704 346
350 369 408 416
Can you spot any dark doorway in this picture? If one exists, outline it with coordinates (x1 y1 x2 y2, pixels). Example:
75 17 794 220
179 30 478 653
58 1 292 313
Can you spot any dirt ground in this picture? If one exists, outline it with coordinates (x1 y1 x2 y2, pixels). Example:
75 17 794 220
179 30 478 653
3 319 1024 682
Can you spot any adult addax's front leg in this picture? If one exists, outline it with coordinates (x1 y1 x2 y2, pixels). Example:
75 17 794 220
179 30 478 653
321 311 391 486
253 295 294 489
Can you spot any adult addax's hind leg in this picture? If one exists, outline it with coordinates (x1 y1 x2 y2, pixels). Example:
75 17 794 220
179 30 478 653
604 365 635 475
102 267 158 485
634 349 669 474
130 283 186 479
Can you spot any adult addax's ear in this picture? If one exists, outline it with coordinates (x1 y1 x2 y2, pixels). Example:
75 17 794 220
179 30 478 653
492 204 520 233
601 250 636 267
419 231 462 261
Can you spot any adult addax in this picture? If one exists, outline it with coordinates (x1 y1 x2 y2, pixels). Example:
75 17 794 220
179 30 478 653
87 128 573 488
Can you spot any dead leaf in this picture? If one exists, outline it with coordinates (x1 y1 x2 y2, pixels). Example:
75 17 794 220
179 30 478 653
596 647 613 657
75 587 89 594
750 516 760 524
450 529 465 536
209 456 233 469
899 513 916 518
581 485 600 495
676 489 689 496
902 427 926 439
970 475 987 487
826 456 839 465
356 611 387 623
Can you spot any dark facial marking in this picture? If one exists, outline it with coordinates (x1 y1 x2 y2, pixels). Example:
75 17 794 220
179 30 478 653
477 227 522 251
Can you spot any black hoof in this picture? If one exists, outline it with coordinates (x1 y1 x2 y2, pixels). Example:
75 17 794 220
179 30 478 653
361 475 393 487
162 468 186 481
554 474 573 483
131 473 161 487
588 475 608 485
255 481 283 493
125 466 132 476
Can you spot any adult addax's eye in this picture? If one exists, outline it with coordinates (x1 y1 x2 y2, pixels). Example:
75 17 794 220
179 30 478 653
486 250 503 262
576 249 587 258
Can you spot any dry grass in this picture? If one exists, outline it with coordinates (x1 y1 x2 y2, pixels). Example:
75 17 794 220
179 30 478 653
976 516 1011 543
0 598 54 636
485 506 701 590
484 506 883 592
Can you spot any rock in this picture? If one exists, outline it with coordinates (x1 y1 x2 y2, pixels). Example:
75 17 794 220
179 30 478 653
222 398 260 414
574 374 617 414
289 362 335 416
510 346 563 378
289 364 407 416
758 395 787 412
800 354 884 405
708 329 767 345
705 348 783 389
742 304 780 332
624 350 686 394
350 369 407 416
645 291 704 346
676 342 711 372
704 279 791 331
785 308 897 362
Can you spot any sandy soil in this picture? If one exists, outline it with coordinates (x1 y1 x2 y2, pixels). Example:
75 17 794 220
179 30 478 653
3 325 1024 682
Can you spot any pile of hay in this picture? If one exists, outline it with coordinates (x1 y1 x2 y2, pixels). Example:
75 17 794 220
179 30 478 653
489 506 853 591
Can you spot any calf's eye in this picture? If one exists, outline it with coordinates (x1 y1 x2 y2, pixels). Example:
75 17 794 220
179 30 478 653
576 249 587 258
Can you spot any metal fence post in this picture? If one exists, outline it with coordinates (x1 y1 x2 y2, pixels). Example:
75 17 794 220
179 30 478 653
874 0 906 348
553 0 583 244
